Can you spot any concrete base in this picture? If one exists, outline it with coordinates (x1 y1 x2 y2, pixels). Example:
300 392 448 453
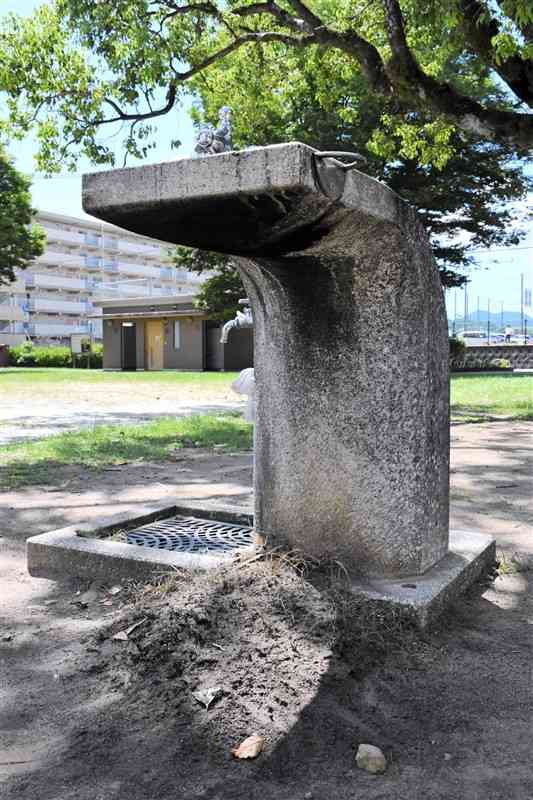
28 502 495 630
26 502 254 584
351 530 496 628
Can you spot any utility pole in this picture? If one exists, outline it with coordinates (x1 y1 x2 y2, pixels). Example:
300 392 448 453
477 295 480 326
463 282 468 333
520 273 524 340
453 291 457 336
525 287 531 344
487 298 491 344
500 301 504 331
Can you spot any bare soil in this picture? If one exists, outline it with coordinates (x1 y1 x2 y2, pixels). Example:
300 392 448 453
1 422 533 800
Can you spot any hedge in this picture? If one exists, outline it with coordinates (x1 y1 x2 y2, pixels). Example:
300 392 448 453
8 341 103 368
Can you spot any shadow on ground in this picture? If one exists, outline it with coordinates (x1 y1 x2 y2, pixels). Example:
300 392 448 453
2 567 533 800
1 421 533 800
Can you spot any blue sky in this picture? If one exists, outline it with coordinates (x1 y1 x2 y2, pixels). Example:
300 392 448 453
2 0 532 313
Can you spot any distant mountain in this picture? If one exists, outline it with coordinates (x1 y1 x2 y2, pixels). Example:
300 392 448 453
449 310 533 330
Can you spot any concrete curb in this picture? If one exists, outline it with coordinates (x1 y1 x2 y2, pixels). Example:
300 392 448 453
28 502 495 630
27 501 254 583
352 530 496 628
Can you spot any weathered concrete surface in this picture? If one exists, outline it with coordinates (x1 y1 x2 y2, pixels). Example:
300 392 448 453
27 502 254 583
352 530 496 628
83 143 450 578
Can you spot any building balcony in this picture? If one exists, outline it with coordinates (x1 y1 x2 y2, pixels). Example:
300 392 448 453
119 239 161 258
84 231 101 247
0 321 27 334
29 321 89 336
0 303 26 322
36 251 85 269
174 268 208 284
30 298 89 315
31 272 87 292
117 260 161 279
0 331 26 345
85 255 103 270
43 226 84 247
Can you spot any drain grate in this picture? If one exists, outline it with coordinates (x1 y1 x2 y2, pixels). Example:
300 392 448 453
126 515 254 554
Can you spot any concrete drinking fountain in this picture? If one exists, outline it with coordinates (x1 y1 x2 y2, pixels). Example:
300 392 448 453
27 143 494 625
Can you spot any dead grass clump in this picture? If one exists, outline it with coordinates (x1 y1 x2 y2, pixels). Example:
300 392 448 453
496 550 533 575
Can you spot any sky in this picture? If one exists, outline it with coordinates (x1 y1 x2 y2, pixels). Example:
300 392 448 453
2 0 532 315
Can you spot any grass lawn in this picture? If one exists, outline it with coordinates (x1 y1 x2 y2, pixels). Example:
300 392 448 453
450 373 533 421
0 413 253 488
0 370 530 488
0 367 237 387
0 367 239 413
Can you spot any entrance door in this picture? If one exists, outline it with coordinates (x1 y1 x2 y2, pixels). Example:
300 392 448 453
205 321 224 371
121 323 137 371
145 319 164 370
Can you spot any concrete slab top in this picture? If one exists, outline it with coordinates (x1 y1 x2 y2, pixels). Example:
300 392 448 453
82 142 402 255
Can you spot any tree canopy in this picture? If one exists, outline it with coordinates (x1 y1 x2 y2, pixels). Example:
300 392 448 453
0 149 45 286
192 48 530 282
176 119 530 321
0 0 532 173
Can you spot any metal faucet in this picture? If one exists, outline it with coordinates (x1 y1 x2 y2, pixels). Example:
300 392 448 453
220 299 253 344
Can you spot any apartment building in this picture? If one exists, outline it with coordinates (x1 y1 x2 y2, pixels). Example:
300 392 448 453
0 210 203 346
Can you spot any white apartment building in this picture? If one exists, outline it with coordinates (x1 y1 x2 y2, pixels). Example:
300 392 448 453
0 210 204 346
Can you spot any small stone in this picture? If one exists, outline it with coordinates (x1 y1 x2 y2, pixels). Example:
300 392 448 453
444 752 452 761
355 743 387 774
2 634 13 642
193 686 224 710
304 792 314 799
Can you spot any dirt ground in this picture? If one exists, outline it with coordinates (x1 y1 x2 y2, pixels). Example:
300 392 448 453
1 421 533 800
0 370 243 445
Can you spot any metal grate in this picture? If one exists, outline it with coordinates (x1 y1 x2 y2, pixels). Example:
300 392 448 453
126 515 254 554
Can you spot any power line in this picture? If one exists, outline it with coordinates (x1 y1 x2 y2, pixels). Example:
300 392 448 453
469 246 533 254
29 173 93 179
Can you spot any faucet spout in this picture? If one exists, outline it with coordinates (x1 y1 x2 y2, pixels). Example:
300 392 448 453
220 318 237 344
220 307 253 344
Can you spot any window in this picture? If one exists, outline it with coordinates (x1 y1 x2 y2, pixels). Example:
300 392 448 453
174 320 181 349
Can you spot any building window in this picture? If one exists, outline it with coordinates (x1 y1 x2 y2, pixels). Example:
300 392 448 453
174 320 181 349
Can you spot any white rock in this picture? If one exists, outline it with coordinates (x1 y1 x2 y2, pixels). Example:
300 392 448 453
355 743 387 774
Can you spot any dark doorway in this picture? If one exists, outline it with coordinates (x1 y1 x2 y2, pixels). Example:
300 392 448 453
204 321 224 371
121 323 137 370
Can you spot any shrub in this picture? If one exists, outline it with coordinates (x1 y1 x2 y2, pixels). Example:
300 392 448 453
88 343 103 368
449 336 466 359
489 358 511 370
8 341 103 368
9 340 38 366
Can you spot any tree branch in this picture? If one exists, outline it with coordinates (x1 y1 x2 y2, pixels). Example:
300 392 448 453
101 85 177 124
232 2 305 32
172 30 316 81
283 0 324 32
91 0 533 150
457 0 533 106
381 0 533 148
148 2 219 15
97 29 315 126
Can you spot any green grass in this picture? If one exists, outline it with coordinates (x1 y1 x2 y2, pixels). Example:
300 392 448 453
450 373 533 421
1 371 530 489
0 367 237 385
0 413 253 488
